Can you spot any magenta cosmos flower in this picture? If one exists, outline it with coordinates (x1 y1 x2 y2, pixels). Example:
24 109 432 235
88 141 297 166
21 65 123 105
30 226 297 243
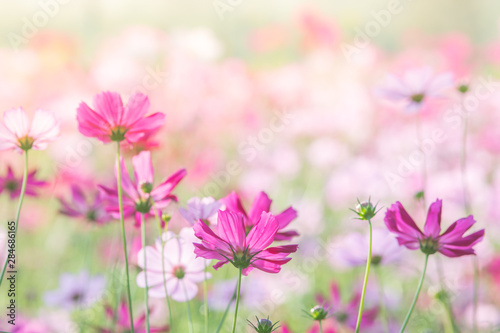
0 108 59 153
384 199 485 257
59 185 111 224
377 66 453 112
0 166 47 199
221 191 298 241
99 151 186 226
193 209 298 275
77 91 164 143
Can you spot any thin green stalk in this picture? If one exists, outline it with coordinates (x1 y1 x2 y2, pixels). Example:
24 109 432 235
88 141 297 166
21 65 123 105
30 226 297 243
153 206 173 330
375 266 390 333
319 320 323 333
215 284 238 333
140 214 151 333
183 282 194 333
231 268 243 333
355 219 373 333
435 256 460 333
204 261 209 333
116 141 135 332
473 257 479 333
0 151 28 286
400 254 429 333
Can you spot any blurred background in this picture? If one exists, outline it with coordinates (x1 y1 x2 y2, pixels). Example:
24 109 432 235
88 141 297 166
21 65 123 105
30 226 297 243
1 0 500 332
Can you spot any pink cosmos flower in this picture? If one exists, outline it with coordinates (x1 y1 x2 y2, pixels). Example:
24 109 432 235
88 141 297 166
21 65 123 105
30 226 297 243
384 199 485 257
98 301 169 333
221 191 298 241
377 67 453 112
0 108 59 153
316 282 378 330
179 196 221 225
76 91 164 143
58 185 111 224
137 228 211 302
0 166 47 199
99 151 186 226
193 209 298 275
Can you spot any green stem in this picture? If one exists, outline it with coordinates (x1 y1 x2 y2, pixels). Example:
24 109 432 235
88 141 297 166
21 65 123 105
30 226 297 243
153 206 173 330
319 320 323 333
355 219 373 333
140 214 151 333
231 268 243 333
215 284 238 333
400 254 429 333
204 261 209 333
473 256 479 333
183 282 194 333
116 141 135 333
375 266 390 333
0 151 28 286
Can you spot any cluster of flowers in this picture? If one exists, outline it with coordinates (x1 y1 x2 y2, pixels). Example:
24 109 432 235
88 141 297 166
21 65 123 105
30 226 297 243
0 74 486 332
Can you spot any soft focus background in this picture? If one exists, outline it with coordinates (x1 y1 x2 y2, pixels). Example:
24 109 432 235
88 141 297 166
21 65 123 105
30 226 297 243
1 0 500 332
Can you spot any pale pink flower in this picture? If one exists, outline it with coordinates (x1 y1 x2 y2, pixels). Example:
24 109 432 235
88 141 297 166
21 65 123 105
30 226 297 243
179 197 221 225
136 228 211 302
0 108 59 153
377 67 453 112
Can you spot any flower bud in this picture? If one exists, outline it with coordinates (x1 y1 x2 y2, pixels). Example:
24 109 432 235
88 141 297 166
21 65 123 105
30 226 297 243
247 317 280 333
353 198 379 221
309 305 328 321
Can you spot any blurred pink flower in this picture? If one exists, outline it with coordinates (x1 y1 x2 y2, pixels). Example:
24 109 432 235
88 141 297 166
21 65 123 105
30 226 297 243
76 91 164 144
193 209 298 275
221 191 299 240
0 166 47 199
377 67 453 112
58 185 111 224
136 228 211 302
99 151 186 227
384 199 484 257
43 270 106 309
317 282 378 330
0 108 59 153
99 300 169 333
179 196 221 225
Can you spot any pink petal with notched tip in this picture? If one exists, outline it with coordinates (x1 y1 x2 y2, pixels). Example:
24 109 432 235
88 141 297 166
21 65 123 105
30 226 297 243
132 150 154 185
217 210 246 250
424 199 442 238
122 92 150 126
248 191 272 222
76 102 111 141
246 212 279 251
126 112 165 143
92 91 124 128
